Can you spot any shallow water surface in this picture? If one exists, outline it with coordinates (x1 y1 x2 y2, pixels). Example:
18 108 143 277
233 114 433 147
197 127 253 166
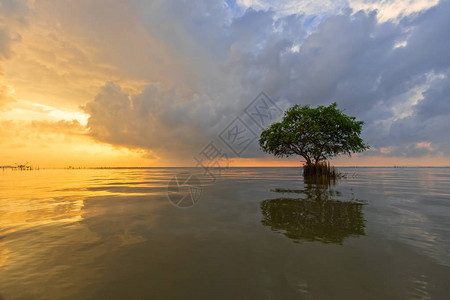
0 167 449 299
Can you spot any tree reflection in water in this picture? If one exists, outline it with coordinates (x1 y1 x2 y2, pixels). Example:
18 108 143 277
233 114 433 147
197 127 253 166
261 179 366 244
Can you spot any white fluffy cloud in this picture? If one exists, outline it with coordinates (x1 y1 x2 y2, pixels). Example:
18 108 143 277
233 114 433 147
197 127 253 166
236 0 439 22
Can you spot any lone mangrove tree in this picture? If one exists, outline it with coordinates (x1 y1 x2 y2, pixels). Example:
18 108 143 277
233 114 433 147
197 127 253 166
259 103 368 174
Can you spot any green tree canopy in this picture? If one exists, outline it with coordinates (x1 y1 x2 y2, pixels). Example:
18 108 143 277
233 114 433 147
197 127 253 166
259 103 369 165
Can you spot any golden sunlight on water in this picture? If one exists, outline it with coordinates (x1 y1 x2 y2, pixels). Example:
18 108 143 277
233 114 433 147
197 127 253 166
0 241 9 268
0 167 449 299
0 170 104 233
0 168 171 299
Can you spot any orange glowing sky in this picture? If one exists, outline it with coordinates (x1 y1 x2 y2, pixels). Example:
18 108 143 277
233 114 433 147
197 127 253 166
1 0 449 168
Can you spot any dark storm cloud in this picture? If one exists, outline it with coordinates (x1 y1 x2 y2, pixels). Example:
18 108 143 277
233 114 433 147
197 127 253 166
85 0 450 161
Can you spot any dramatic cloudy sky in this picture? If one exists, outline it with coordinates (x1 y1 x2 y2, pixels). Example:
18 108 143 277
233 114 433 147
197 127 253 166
0 0 449 167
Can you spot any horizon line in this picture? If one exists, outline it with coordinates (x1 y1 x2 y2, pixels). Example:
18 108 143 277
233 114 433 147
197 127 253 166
3 166 450 169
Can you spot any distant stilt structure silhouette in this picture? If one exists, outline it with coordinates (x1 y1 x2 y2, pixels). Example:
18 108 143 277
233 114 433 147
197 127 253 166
14 162 32 171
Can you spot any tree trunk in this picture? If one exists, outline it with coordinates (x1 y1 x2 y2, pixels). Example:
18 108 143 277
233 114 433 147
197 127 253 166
305 157 312 166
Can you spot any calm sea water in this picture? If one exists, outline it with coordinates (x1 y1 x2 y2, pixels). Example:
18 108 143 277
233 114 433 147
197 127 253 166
0 167 449 299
